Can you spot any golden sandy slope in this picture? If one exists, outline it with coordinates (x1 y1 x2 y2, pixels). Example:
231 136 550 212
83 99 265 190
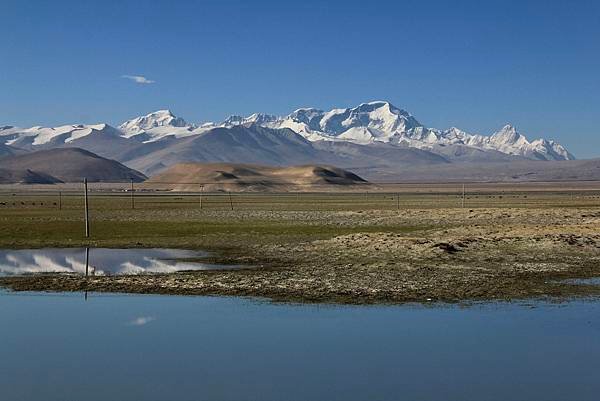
144 162 368 191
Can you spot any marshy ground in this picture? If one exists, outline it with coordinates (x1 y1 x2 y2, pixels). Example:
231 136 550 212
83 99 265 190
2 183 600 303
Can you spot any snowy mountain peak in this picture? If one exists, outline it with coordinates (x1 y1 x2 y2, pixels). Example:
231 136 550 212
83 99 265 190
287 108 325 132
222 113 279 127
246 113 278 124
487 125 525 150
221 115 245 126
491 124 522 144
360 100 408 115
316 101 422 139
444 127 469 137
0 123 121 147
119 110 188 136
292 107 323 115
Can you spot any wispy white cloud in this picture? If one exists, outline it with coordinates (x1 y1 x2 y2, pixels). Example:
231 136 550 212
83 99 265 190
122 75 155 84
128 316 156 326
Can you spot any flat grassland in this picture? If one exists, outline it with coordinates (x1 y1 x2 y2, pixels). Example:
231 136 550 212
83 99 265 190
1 182 600 304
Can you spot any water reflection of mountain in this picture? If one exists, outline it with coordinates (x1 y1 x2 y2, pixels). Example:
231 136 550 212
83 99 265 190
0 248 211 275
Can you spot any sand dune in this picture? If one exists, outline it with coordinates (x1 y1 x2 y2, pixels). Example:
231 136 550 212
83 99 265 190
145 162 368 191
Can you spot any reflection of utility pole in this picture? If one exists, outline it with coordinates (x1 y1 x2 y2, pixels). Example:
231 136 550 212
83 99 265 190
84 178 90 237
84 247 90 302
85 247 90 277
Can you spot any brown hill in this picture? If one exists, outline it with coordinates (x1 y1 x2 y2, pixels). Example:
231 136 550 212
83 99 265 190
145 162 368 191
0 148 147 183
0 168 61 184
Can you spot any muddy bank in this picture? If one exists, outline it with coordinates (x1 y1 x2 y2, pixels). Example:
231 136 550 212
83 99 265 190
2 262 600 304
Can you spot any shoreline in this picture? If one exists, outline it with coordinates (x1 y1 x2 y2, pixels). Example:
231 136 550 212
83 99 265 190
2 273 600 305
2 252 600 304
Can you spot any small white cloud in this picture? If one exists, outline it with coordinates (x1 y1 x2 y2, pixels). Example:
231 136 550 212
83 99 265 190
122 75 155 84
128 316 156 326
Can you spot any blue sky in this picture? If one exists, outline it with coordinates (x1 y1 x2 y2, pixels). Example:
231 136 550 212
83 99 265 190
1 0 599 157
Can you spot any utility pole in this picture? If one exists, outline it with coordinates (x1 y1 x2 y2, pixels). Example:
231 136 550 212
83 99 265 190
462 183 465 209
130 179 135 210
397 193 400 210
199 185 204 209
58 191 62 210
84 178 90 238
229 191 234 211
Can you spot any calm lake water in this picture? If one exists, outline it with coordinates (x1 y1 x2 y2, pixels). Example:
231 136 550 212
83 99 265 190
0 248 243 275
1 291 599 401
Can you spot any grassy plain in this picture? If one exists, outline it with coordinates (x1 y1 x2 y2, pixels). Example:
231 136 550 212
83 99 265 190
1 182 600 303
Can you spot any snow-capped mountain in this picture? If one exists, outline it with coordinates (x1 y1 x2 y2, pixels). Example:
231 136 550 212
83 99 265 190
117 110 208 142
286 101 422 142
484 124 572 160
119 110 188 134
0 123 122 148
0 101 574 161
221 113 279 128
235 101 574 161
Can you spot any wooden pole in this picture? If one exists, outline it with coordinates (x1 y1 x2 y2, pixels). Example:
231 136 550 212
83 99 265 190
397 193 400 210
130 179 135 209
462 183 465 209
199 185 204 209
58 191 62 210
84 178 90 238
229 191 234 211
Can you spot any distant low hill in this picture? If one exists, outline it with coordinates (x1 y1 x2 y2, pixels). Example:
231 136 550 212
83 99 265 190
369 158 600 183
0 148 147 183
145 162 368 191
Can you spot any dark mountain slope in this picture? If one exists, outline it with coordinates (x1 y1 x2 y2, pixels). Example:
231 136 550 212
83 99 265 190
0 148 146 183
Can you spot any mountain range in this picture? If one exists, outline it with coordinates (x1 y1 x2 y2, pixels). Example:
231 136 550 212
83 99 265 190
0 101 576 181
